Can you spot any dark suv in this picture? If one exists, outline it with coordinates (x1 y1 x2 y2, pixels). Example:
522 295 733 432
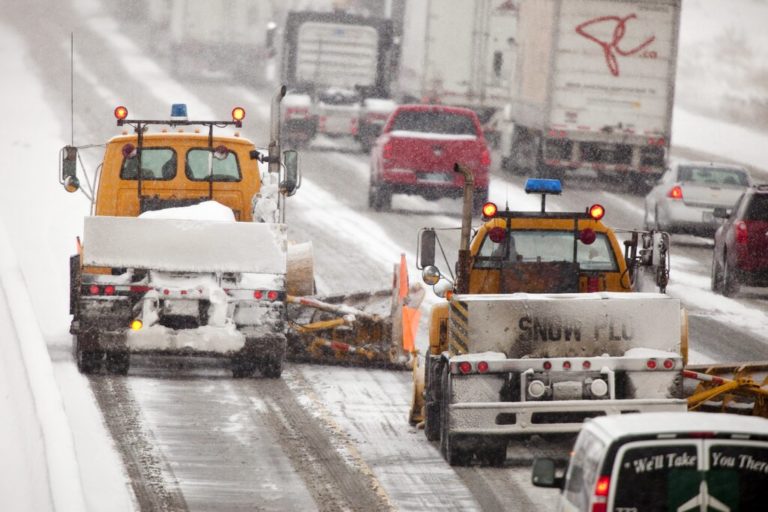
711 184 768 296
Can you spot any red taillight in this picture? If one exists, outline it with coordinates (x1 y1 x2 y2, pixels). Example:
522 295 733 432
562 360 572 370
543 360 552 370
647 136 666 146
480 147 491 166
735 220 748 244
254 290 263 299
647 359 657 369
582 360 592 370
267 290 279 301
103 285 116 296
667 185 683 200
592 475 611 512
477 361 489 373
89 284 100 295
663 358 675 369
587 275 600 292
383 141 393 160
458 361 472 374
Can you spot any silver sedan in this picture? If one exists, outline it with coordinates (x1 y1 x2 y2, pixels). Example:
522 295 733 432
644 161 752 236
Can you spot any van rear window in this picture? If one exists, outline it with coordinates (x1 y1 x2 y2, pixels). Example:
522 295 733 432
708 443 768 511
612 443 699 511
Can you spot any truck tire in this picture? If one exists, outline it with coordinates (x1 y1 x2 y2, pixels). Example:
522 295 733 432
439 366 472 466
105 351 130 375
231 356 257 378
711 254 724 293
423 357 442 441
261 357 283 378
369 178 392 211
723 256 740 297
74 333 102 374
477 439 507 467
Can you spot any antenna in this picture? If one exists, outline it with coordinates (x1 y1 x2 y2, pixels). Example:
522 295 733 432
70 32 74 146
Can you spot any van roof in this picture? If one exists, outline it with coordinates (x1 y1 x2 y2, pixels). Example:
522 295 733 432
585 412 768 441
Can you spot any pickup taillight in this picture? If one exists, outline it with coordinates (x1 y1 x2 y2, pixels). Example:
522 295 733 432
480 147 491 167
383 140 394 161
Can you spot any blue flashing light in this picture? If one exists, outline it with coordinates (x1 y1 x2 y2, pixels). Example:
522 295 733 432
170 103 188 119
524 178 562 195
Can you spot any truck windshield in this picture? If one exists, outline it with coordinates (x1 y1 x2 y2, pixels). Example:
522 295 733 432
474 230 618 271
390 111 477 136
121 148 176 180
186 148 241 182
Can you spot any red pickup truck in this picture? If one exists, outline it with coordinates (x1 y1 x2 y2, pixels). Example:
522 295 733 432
368 104 491 211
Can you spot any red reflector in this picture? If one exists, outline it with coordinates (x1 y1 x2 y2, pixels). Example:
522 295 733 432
582 360 592 370
458 361 472 374
663 358 675 369
488 226 506 243
267 290 279 301
254 290 264 299
543 360 552 370
89 284 100 295
647 359 657 369
587 275 600 292
579 228 597 245
163 289 170 295
130 285 152 293
667 185 683 200
477 361 489 373
383 141 393 160
103 285 116 296
562 360 572 370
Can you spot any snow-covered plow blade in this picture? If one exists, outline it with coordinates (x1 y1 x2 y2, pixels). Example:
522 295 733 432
83 216 286 273
285 257 424 369
685 362 768 418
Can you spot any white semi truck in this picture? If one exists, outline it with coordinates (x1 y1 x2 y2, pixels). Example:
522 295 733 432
396 0 519 138
498 0 682 189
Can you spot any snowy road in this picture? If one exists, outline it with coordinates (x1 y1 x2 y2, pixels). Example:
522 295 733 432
2 0 768 511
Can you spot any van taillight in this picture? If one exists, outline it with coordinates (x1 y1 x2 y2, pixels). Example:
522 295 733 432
592 475 610 512
587 275 600 292
480 147 491 166
736 221 748 244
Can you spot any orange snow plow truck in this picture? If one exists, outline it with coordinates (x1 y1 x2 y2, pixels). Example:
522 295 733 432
59 87 419 378
409 165 767 466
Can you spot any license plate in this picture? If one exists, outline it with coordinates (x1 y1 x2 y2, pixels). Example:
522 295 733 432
163 299 198 316
418 172 452 183
702 211 715 223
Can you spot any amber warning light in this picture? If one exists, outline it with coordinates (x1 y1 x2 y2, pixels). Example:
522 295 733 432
232 107 246 126
589 204 605 221
114 105 128 122
482 202 498 218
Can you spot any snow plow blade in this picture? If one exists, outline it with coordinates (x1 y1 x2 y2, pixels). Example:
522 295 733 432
684 361 768 418
83 216 286 273
285 257 424 369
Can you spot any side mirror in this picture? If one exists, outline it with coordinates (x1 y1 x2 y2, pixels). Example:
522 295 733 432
281 149 299 196
418 229 436 269
531 458 564 489
422 265 441 286
61 145 79 192
713 207 728 219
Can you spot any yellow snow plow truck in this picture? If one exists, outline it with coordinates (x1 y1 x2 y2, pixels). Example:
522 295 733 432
409 165 766 466
60 87 418 378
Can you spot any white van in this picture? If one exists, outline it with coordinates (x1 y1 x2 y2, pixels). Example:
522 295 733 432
532 412 768 511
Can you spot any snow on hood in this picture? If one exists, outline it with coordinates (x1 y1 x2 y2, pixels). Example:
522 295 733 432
139 200 236 222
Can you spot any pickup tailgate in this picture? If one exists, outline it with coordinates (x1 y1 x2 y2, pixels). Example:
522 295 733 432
83 216 287 274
